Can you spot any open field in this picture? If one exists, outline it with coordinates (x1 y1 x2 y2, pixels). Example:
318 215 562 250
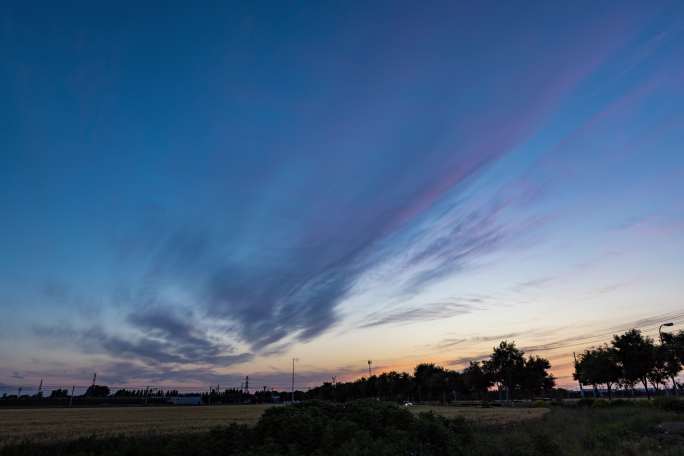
0 405 271 446
2 401 684 455
0 404 547 446
410 405 549 425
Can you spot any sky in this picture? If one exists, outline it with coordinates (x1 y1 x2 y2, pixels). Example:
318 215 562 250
1 1 683 392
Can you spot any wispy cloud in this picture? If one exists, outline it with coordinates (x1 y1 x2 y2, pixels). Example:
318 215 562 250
360 302 479 329
34 308 254 370
512 277 555 292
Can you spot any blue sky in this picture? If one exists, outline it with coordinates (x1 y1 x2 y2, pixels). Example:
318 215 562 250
1 1 683 391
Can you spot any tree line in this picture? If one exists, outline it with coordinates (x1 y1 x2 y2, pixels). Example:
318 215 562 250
306 341 555 402
574 328 684 399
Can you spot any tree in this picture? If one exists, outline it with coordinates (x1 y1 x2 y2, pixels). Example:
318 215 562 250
485 341 525 402
414 363 447 402
520 355 555 399
84 384 110 397
612 329 656 398
445 370 467 401
660 331 684 394
49 388 69 398
649 344 679 392
575 345 620 399
463 361 492 400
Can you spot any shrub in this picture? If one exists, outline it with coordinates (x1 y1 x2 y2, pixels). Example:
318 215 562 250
591 399 610 408
653 397 684 412
577 398 595 407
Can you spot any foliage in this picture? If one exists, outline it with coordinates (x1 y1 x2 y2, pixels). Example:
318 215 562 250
574 328 684 399
3 401 684 456
49 389 69 398
307 342 553 403
84 385 110 397
574 345 621 399
612 329 655 397
462 362 492 399
652 397 684 412
0 401 472 456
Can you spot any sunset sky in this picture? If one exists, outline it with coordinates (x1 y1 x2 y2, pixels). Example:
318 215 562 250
1 1 683 392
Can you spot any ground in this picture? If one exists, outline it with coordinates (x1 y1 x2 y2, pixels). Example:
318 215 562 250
0 405 270 446
410 405 549 425
0 404 546 446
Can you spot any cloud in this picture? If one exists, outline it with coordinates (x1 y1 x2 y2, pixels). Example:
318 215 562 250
0 360 368 392
471 333 521 343
34 308 254 370
434 338 468 349
360 302 479 329
512 277 555 292
130 152 541 354
448 353 491 367
13 4 647 386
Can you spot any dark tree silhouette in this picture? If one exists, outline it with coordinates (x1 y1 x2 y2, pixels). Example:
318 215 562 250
485 341 525 402
612 329 656 398
462 361 493 400
574 345 620 399
84 384 110 397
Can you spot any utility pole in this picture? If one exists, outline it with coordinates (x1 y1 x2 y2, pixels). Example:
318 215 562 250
368 360 372 377
37 378 43 397
291 358 298 403
244 376 249 395
69 386 75 407
91 373 97 386
573 352 585 398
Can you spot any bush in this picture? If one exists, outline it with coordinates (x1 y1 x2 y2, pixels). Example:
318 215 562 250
577 398 594 407
253 400 472 456
531 400 547 408
591 399 610 408
608 399 631 407
653 397 684 412
4 401 684 456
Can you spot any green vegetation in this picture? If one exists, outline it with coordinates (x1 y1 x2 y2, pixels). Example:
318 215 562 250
574 329 684 399
307 341 554 403
2 400 684 456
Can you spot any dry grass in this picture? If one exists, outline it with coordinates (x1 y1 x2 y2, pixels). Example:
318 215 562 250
410 405 549 425
0 405 271 446
0 404 549 446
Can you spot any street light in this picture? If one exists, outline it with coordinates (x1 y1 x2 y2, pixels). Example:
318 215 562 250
659 322 676 396
659 322 674 344
291 358 299 403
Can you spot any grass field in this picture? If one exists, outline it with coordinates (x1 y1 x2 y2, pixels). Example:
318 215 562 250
0 404 546 446
410 405 548 425
0 405 271 446
1 402 684 455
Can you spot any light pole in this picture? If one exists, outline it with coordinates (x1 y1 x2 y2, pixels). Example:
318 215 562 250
659 322 674 344
659 322 677 396
291 358 298 403
368 360 372 377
